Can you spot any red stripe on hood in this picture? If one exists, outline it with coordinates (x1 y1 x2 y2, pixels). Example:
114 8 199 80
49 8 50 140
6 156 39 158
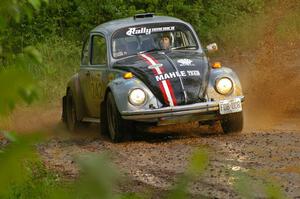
147 54 177 106
139 54 170 105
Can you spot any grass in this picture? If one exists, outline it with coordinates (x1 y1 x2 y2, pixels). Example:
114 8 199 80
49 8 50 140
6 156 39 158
6 161 62 199
35 37 81 101
13 36 82 102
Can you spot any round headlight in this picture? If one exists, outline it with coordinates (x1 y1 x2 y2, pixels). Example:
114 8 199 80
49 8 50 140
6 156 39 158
128 88 146 106
215 77 233 95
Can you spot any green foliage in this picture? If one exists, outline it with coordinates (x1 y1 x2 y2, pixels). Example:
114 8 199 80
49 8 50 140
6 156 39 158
0 70 38 115
74 153 121 199
0 0 48 62
0 0 266 58
0 132 43 198
216 13 268 52
187 148 209 175
35 36 81 99
232 170 288 199
7 161 60 199
167 148 209 199
0 0 45 115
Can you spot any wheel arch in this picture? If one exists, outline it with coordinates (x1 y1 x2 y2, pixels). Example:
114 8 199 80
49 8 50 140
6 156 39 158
101 86 112 113
206 66 243 101
103 77 161 116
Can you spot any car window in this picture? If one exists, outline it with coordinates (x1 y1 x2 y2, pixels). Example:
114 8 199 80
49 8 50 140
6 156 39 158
81 38 90 65
111 22 199 58
91 35 107 65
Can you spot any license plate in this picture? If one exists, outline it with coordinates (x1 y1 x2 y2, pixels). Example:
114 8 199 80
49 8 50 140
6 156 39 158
219 98 242 115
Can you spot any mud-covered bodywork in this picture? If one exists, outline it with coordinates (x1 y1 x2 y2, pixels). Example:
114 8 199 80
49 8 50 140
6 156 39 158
62 14 244 134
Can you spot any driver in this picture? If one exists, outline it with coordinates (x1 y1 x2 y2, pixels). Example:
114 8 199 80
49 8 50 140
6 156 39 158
160 33 171 50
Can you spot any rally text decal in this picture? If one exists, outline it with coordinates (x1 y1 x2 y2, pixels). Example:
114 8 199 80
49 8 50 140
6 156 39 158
126 26 175 36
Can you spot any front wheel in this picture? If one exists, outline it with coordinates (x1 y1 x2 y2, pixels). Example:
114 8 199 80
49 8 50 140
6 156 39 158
106 92 133 142
220 111 243 134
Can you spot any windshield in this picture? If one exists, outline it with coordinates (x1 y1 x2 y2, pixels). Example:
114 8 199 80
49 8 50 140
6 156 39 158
112 23 199 58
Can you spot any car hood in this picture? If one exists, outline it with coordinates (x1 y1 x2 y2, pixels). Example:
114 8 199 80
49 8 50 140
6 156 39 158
113 51 210 107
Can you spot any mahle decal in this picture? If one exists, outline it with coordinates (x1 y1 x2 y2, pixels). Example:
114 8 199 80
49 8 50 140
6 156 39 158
155 70 200 81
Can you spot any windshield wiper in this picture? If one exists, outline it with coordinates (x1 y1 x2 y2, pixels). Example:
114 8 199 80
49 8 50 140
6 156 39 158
172 45 197 50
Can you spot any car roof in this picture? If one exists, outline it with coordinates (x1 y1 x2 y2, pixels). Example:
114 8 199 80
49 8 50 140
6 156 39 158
91 15 187 35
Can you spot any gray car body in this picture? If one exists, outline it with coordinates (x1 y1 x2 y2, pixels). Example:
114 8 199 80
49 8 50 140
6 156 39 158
63 15 243 125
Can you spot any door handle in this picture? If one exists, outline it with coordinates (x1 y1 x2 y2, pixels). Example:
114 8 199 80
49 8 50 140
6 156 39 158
86 71 90 76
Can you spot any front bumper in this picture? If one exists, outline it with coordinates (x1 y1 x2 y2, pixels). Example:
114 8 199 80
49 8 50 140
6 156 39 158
121 96 244 123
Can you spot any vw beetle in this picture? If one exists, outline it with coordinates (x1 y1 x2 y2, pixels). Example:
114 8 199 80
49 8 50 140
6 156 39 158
62 14 244 142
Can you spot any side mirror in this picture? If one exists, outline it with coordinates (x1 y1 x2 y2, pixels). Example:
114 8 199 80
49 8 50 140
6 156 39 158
206 43 218 53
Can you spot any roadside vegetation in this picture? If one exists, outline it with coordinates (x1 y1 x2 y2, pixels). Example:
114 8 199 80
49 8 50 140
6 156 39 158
0 0 299 198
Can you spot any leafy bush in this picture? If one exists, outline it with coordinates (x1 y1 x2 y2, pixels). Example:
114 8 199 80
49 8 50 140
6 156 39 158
1 0 266 58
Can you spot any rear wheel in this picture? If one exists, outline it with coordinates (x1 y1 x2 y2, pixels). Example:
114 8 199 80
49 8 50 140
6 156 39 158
100 102 108 136
221 111 243 134
65 90 81 132
106 92 133 142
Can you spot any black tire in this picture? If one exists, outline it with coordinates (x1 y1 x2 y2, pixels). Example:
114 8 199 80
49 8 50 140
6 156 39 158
106 92 133 142
62 96 67 123
221 111 243 134
65 90 83 132
100 101 108 136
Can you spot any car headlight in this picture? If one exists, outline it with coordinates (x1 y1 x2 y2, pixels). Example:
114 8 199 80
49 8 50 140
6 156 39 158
128 88 146 106
215 77 233 95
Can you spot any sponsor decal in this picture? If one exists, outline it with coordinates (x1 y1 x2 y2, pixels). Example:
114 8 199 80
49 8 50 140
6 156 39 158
155 70 200 82
126 26 175 36
148 63 163 69
177 58 194 66
139 53 177 107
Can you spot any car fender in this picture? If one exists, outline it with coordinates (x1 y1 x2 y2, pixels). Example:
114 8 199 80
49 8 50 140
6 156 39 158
66 74 86 121
206 66 243 101
106 77 162 113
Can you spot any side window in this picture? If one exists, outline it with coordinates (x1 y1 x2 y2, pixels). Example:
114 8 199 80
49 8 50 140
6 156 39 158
81 38 90 65
91 35 107 65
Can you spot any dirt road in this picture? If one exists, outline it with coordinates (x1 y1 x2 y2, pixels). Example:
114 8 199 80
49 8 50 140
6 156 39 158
32 113 299 198
2 100 299 198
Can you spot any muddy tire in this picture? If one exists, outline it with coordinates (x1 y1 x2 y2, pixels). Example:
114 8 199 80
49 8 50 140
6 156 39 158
106 92 133 142
100 101 108 136
221 112 243 134
65 90 84 132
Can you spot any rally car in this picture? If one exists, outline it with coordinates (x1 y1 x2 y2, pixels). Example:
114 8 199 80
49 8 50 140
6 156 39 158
62 13 244 142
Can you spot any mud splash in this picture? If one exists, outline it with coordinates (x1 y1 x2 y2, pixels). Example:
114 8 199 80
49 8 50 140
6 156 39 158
231 0 300 131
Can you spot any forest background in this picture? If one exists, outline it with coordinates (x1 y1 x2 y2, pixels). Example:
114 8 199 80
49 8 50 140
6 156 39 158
0 0 275 100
